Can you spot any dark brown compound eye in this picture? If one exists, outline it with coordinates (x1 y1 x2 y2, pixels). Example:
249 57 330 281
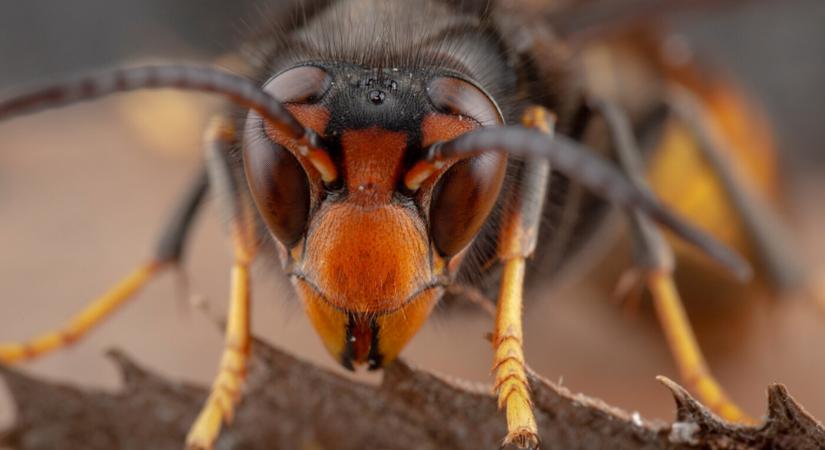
430 151 507 257
264 65 332 104
427 76 502 126
242 111 310 246
425 76 506 257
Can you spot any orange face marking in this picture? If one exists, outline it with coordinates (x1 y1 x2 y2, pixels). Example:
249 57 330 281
296 281 349 358
341 128 408 205
289 125 445 368
294 201 437 367
299 127 431 313
295 274 441 367
301 202 431 313
264 104 331 185
421 113 480 147
407 113 487 195
375 286 441 362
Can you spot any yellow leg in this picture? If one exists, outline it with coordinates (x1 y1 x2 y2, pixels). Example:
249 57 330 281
186 117 256 449
593 98 751 424
0 262 162 364
648 271 751 423
490 105 553 449
493 257 538 448
186 259 251 450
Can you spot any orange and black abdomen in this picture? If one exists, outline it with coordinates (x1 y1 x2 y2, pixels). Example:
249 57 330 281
648 61 781 280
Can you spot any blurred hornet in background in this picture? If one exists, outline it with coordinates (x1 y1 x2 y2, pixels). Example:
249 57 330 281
0 0 806 448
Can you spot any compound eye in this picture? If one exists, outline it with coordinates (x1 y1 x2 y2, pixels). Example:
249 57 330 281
264 65 332 104
427 76 502 126
242 111 310 246
425 77 506 257
429 151 507 257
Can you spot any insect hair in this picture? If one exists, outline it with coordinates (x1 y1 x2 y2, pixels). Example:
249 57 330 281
241 0 521 117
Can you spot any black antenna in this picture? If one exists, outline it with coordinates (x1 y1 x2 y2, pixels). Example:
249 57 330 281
0 65 307 140
421 126 753 280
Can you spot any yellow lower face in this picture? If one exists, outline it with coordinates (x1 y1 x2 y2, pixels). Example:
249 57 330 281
295 279 441 370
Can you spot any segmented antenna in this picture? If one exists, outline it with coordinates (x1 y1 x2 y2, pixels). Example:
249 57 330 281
0 65 306 140
0 64 339 183
413 126 753 281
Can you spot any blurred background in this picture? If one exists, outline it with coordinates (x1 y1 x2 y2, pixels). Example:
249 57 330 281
1 0 825 435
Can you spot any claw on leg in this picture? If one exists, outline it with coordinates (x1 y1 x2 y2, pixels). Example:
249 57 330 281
0 262 162 365
612 267 646 316
648 270 751 423
186 263 251 450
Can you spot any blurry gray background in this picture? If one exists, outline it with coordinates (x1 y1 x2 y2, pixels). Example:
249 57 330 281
1 0 825 433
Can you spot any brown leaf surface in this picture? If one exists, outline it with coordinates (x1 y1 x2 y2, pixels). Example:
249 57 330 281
1 337 823 450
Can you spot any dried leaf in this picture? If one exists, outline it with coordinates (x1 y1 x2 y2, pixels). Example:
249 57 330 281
1 338 822 450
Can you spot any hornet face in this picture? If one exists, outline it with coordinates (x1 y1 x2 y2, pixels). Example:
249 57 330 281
243 49 507 370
